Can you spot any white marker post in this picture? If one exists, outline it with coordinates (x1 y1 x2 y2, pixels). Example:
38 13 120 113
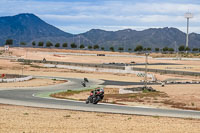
144 53 149 89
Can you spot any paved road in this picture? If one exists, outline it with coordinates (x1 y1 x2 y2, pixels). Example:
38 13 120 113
1 76 200 119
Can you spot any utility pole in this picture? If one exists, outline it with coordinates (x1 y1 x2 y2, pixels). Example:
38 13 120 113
144 53 149 89
22 66 24 75
184 12 193 52
79 35 81 49
26 48 28 58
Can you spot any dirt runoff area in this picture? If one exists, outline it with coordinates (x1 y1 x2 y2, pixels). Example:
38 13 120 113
0 78 67 89
0 104 200 133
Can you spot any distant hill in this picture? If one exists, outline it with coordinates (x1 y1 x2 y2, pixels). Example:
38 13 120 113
0 13 200 50
80 28 200 50
0 13 73 46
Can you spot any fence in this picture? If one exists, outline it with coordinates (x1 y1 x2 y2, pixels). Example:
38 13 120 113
18 59 156 81
0 75 33 83
132 67 200 76
18 59 125 70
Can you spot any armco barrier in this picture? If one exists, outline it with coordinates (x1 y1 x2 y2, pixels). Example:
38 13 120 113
18 59 125 70
44 64 156 81
132 67 200 76
18 59 200 76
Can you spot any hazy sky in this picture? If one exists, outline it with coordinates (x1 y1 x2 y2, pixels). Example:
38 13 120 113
0 0 200 34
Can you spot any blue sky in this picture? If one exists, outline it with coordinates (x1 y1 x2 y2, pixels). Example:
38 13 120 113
0 0 200 34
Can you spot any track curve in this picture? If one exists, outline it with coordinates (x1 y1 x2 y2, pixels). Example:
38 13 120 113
0 76 200 119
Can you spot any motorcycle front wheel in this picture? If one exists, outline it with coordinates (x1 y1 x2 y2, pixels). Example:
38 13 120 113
86 99 89 104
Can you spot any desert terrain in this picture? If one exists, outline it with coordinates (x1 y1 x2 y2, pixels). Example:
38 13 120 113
1 104 200 133
1 47 200 132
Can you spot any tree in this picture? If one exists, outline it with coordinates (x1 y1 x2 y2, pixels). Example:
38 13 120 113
163 47 169 52
101 47 105 51
179 45 185 52
62 43 68 48
32 41 36 47
134 45 143 52
128 48 132 52
168 48 174 53
192 48 198 52
118 47 124 52
38 42 44 47
20 42 26 46
88 45 92 50
46 41 53 48
55 43 60 48
110 47 114 52
80 44 85 49
147 47 152 51
71 43 77 48
5 39 13 45
155 48 160 52
185 47 190 51
93 44 99 49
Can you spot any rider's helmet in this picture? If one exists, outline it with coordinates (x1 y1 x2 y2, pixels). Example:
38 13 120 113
100 87 104 92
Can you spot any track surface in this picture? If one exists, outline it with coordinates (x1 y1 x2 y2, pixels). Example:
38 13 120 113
0 76 200 119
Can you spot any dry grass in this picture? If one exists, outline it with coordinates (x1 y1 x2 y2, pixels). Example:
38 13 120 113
50 89 93 101
151 53 200 58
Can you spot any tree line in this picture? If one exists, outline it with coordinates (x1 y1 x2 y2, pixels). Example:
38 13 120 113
4 39 200 53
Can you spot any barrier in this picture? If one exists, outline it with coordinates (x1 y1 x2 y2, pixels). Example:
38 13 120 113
132 67 200 77
18 59 158 81
44 64 156 82
0 75 33 83
18 59 125 70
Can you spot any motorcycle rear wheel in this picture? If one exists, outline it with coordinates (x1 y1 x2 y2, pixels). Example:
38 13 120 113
93 96 101 104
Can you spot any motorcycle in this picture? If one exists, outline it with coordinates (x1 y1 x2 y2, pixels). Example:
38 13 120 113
84 77 89 82
81 78 89 87
81 81 86 87
86 88 104 104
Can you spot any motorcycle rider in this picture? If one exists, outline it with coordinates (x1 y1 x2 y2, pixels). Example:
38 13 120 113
86 87 104 104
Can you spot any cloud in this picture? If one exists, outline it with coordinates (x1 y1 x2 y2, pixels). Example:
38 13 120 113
131 3 200 14
0 0 200 33
40 14 200 24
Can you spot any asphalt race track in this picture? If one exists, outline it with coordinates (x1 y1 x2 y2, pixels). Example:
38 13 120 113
101 80 158 86
0 76 200 119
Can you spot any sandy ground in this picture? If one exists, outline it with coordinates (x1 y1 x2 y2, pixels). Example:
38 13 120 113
153 84 200 109
2 47 200 65
0 78 66 89
0 104 200 133
117 84 200 110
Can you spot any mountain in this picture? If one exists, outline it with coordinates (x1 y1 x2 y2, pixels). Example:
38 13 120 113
0 13 200 50
0 13 73 46
80 28 200 50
